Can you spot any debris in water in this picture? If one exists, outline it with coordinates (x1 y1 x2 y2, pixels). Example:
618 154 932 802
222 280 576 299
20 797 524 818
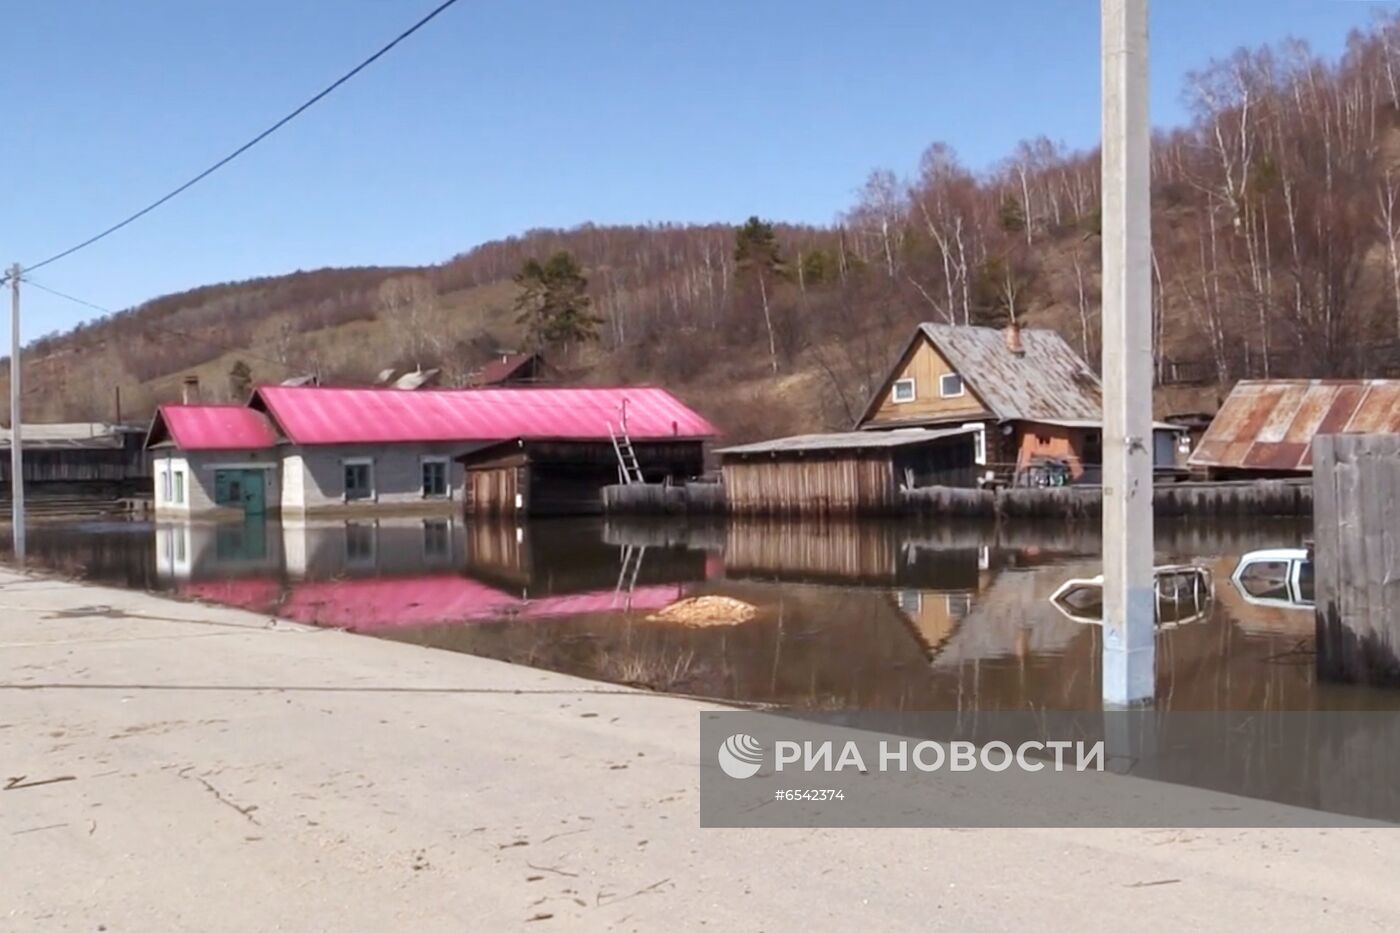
646 596 757 627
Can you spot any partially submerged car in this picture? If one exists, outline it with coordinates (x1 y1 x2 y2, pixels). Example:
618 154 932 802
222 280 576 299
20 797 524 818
1049 564 1214 628
1229 548 1313 610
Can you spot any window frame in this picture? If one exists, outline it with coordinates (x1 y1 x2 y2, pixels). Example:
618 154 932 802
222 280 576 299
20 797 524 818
342 457 375 502
939 373 966 399
891 377 917 404
420 456 450 499
172 470 185 505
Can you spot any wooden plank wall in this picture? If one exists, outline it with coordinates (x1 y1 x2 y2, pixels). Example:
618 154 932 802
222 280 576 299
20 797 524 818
465 466 523 515
723 520 900 582
722 456 896 515
1313 434 1400 685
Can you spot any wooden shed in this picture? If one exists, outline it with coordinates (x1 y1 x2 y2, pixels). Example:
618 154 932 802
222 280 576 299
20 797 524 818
458 438 706 516
717 427 979 516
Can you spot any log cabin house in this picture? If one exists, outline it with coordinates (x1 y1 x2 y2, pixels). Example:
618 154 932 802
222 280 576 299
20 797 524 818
146 384 715 518
856 322 1185 485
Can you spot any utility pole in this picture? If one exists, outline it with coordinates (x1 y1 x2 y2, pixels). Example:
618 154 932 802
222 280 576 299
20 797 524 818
1101 0 1154 705
7 263 24 563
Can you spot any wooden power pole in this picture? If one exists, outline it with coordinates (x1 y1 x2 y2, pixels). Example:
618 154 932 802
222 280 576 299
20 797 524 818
1101 0 1154 704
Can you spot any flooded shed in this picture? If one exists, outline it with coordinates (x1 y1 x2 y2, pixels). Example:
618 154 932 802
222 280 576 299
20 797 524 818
457 437 706 516
1189 379 1400 478
0 422 150 498
717 427 978 516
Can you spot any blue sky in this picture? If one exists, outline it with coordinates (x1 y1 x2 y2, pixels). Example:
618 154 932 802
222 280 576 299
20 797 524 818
5 0 1397 336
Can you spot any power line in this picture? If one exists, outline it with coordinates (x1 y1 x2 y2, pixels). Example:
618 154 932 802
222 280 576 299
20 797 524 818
21 276 300 373
22 277 113 315
22 0 464 276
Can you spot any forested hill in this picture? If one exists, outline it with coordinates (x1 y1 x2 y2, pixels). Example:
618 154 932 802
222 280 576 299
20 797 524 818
16 13 1400 441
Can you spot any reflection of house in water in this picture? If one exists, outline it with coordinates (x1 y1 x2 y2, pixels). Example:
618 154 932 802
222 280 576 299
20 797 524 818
162 518 706 630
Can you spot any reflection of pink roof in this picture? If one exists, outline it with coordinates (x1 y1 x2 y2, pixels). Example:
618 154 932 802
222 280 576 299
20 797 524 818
153 405 280 450
253 385 716 445
180 575 685 631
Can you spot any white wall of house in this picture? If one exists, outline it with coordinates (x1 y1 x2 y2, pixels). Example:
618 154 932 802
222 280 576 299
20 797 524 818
280 443 468 515
152 448 282 517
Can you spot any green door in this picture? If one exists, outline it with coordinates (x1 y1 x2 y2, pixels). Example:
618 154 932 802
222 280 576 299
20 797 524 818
215 469 266 516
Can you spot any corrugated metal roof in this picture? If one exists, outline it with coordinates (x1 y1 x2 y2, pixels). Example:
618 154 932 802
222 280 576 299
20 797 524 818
718 426 977 457
919 324 1103 422
180 576 683 629
0 422 129 449
253 385 716 446
154 405 280 451
1188 379 1400 471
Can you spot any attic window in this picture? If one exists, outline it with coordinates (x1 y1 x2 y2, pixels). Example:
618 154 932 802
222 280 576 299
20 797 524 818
892 378 916 404
939 373 965 398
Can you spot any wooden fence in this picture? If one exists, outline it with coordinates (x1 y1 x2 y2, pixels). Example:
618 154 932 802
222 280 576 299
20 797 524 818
1313 434 1400 685
605 477 1313 519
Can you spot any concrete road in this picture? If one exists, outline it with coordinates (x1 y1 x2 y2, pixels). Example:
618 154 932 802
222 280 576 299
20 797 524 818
1 568 1396 931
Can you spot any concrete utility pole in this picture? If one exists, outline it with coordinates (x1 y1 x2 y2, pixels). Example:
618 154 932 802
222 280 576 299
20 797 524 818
8 264 24 563
1100 0 1154 705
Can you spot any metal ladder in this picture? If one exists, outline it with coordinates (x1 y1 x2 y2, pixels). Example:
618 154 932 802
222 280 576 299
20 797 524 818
613 544 648 608
609 422 645 485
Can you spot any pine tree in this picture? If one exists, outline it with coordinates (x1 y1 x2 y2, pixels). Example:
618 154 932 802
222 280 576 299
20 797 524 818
513 252 604 354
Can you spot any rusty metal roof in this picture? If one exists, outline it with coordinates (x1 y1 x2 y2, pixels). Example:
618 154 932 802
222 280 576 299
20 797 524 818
918 324 1104 422
1188 379 1400 472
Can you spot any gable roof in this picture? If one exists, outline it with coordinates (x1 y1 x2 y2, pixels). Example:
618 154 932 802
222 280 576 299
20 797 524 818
860 324 1103 426
473 352 544 386
251 385 716 446
1188 379 1400 472
146 405 280 451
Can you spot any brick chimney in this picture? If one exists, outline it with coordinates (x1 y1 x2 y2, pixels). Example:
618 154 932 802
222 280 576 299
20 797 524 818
1004 320 1025 356
181 374 200 404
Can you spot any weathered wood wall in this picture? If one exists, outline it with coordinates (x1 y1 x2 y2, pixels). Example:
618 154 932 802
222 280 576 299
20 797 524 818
1313 434 1400 685
722 457 896 515
722 520 901 582
605 476 1313 519
465 466 523 516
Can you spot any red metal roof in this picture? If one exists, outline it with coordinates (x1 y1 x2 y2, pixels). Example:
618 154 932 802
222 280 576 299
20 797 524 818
472 352 542 386
253 385 716 446
1189 379 1400 472
179 576 685 629
152 405 279 451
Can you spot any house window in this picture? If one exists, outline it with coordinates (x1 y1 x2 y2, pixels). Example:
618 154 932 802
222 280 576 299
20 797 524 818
172 471 185 505
892 378 916 403
161 469 171 503
345 522 377 567
343 460 373 501
423 519 451 561
946 593 972 619
421 458 449 498
939 373 965 398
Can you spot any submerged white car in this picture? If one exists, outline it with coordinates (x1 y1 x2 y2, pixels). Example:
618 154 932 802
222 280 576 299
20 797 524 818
1049 564 1215 627
1229 548 1313 610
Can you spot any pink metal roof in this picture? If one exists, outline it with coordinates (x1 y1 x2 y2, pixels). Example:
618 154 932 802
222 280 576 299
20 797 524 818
1189 379 1400 471
179 576 685 630
153 405 279 451
253 385 716 446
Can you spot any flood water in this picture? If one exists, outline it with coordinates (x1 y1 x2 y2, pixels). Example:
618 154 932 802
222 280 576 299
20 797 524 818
4 514 1394 711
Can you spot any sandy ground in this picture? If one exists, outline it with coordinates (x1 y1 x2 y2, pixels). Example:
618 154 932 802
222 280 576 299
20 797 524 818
2 568 1397 932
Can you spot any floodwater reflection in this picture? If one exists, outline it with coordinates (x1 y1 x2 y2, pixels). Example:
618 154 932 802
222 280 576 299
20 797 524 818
5 514 1395 711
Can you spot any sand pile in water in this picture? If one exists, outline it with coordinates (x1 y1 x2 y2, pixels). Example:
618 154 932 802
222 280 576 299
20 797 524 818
647 596 757 627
